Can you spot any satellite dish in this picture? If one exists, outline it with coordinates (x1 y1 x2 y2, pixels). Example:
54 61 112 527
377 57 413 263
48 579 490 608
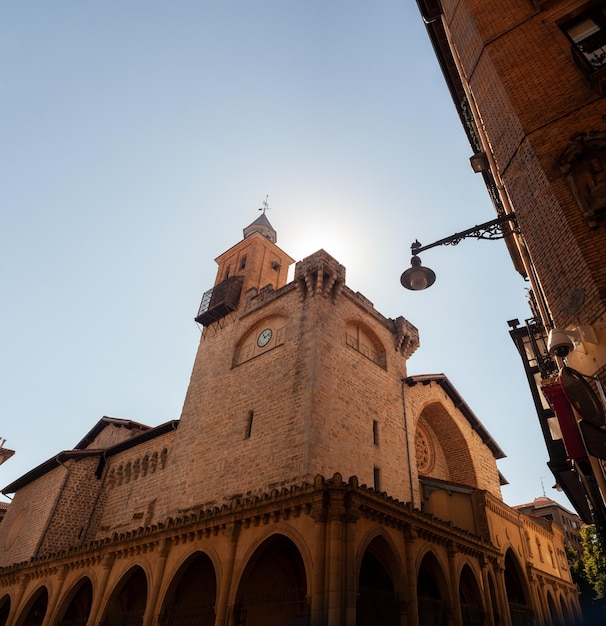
560 366 605 426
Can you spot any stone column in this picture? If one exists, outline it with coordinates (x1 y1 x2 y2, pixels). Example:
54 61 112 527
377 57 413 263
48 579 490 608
447 542 462 626
144 539 171 626
310 484 328 626
7 574 30 626
325 476 346 626
44 565 69 626
493 562 511 626
87 553 115 626
479 556 495 626
404 525 419 626
214 521 241 626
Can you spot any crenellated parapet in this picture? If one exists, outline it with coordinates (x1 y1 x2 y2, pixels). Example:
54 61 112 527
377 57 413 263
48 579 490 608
393 315 420 359
294 250 346 302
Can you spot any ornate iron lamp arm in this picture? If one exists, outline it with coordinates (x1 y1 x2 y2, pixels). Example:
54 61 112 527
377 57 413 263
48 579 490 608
411 213 517 255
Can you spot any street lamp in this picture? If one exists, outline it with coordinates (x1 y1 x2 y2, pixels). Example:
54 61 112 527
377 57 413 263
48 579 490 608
400 214 517 290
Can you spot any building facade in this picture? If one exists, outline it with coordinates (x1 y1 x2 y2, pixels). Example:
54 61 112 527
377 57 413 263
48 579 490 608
514 497 584 556
0 217 580 625
415 0 606 531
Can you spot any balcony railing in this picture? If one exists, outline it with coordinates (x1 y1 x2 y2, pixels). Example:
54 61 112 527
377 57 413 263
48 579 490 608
571 29 606 94
195 276 244 326
574 29 606 71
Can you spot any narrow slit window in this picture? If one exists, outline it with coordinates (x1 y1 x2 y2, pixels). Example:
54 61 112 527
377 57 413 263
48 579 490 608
373 420 379 445
240 255 247 270
373 467 381 492
245 410 254 439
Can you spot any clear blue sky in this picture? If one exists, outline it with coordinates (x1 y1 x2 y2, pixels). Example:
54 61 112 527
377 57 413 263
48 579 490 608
0 2 571 511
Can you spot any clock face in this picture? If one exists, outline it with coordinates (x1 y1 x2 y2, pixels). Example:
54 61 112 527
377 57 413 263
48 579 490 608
257 328 273 347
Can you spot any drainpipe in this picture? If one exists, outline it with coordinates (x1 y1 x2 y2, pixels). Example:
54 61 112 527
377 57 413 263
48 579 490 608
401 381 417 509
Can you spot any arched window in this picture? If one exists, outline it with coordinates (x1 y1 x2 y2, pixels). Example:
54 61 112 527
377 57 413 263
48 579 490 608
345 321 386 368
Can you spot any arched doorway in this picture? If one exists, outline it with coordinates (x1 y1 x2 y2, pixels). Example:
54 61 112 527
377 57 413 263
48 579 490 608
503 550 533 626
356 536 400 626
234 534 307 626
160 552 217 626
559 594 574 626
547 592 562 626
15 587 48 626
417 552 448 626
101 566 148 626
458 565 484 626
56 577 93 626
0 595 10 626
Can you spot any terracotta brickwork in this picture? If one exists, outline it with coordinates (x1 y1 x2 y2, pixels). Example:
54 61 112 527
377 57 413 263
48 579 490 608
85 432 176 542
443 0 606 333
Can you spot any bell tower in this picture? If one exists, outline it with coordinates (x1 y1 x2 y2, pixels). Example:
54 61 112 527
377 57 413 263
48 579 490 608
195 212 294 326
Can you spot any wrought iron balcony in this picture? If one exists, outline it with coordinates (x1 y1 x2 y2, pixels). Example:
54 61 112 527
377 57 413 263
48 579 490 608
195 276 244 326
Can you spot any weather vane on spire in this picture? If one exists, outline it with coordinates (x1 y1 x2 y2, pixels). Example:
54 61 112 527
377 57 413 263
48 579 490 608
259 195 271 215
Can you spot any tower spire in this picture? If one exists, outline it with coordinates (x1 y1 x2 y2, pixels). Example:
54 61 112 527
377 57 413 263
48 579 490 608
244 196 277 243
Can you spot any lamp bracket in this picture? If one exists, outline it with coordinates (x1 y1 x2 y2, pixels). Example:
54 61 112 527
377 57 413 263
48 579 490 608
411 213 517 255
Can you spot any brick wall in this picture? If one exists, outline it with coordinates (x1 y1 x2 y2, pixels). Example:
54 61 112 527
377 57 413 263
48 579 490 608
86 430 176 540
445 0 606 331
0 467 66 566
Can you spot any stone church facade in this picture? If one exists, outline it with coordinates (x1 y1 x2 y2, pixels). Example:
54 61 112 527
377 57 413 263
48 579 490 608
0 216 581 625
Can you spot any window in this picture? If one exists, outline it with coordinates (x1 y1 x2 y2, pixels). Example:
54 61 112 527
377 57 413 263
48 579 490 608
240 255 247 270
345 321 387 368
373 467 381 491
245 410 254 438
563 5 606 85
372 420 379 445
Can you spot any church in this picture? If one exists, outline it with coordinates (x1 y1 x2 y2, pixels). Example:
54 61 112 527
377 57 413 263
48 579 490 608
0 215 580 626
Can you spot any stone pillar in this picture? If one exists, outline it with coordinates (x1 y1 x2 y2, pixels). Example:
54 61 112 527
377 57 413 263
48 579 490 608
44 565 69 626
479 556 495 626
342 487 360 626
87 553 116 626
325 475 346 626
310 479 328 626
6 574 30 626
404 525 419 626
144 539 171 626
447 542 462 626
494 562 512 626
214 521 241 626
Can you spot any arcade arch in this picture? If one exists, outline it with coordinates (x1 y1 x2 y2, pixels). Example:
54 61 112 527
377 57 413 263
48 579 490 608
0 595 9 626
416 551 449 626
159 551 217 626
458 563 484 626
503 549 533 625
100 566 147 626
55 577 93 626
356 535 401 626
15 586 48 626
233 534 307 626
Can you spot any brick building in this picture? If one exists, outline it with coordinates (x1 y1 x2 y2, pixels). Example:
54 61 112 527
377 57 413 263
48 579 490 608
0 215 580 625
415 0 606 531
